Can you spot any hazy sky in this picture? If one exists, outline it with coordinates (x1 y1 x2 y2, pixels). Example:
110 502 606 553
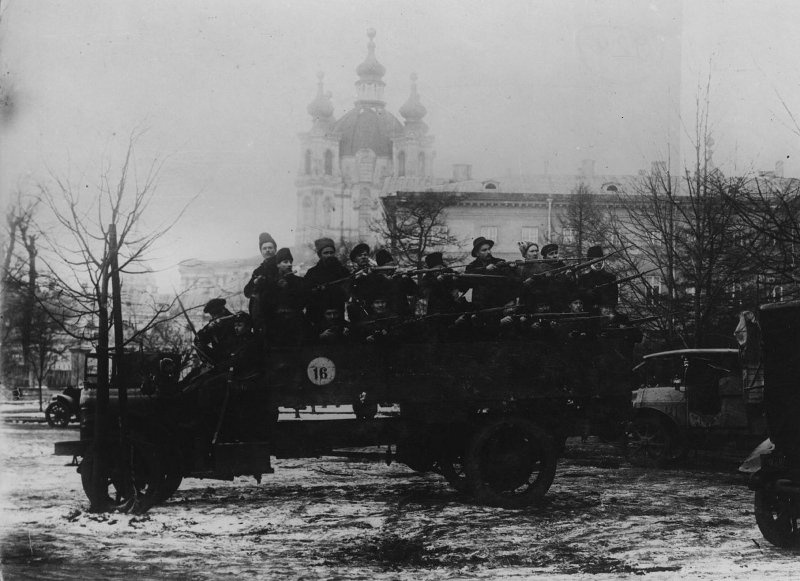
2 0 800 285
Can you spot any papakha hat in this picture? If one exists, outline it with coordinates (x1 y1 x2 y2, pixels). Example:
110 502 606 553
587 245 604 259
424 252 445 268
258 232 276 248
314 238 336 256
375 249 394 266
275 247 293 263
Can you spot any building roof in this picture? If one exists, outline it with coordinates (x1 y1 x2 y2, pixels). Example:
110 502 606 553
334 106 403 157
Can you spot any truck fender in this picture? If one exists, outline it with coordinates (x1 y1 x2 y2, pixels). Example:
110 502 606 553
738 438 773 474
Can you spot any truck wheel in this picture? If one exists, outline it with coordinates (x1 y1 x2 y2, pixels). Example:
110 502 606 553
45 401 71 428
465 417 557 508
79 434 166 514
625 415 682 468
755 488 800 548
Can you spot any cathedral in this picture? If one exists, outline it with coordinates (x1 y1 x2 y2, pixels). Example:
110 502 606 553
294 29 436 260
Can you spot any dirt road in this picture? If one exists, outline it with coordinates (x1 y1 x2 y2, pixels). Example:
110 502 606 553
0 423 796 580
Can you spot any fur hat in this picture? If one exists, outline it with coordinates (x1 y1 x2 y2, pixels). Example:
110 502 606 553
258 232 276 248
587 245 604 259
203 298 227 315
471 236 494 257
375 249 394 266
424 252 445 268
518 241 538 257
275 247 293 263
541 243 559 258
314 238 336 256
349 242 370 262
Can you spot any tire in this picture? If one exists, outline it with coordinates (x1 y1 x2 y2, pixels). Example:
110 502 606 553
625 415 683 468
45 401 72 428
755 488 800 548
79 433 166 514
465 417 557 508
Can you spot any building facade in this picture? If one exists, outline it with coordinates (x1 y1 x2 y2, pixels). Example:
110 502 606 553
295 29 437 260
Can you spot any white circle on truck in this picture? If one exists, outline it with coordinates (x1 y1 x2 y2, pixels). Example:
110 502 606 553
307 357 336 386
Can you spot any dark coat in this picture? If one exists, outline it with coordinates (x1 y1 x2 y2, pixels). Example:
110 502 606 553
304 258 351 326
464 256 515 309
578 268 618 310
243 257 278 326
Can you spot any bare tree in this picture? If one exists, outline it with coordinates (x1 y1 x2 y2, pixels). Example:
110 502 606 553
558 182 612 258
38 130 189 511
373 192 466 267
612 82 764 348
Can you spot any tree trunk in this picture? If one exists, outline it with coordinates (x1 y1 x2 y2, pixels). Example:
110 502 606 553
90 265 111 512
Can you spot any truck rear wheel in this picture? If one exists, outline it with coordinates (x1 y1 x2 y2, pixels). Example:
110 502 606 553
755 488 800 548
465 417 557 508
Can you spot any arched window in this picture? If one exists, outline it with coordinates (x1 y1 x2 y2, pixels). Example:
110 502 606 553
484 182 497 190
398 151 406 177
417 152 425 176
606 184 618 192
324 150 333 175
304 150 312 175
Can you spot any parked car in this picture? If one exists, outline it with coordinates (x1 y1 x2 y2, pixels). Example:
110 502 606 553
45 386 82 427
627 344 766 466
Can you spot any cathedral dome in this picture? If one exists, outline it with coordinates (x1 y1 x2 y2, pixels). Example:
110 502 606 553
355 28 386 83
334 106 403 157
399 73 427 122
306 72 334 120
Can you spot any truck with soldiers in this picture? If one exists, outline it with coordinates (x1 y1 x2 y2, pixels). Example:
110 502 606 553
55 234 648 513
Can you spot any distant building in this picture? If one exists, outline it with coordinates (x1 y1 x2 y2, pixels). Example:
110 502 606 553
295 29 437 260
382 160 632 261
176 258 252 327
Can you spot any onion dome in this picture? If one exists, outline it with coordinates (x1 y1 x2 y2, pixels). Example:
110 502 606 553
307 72 334 121
399 73 427 122
355 28 386 83
334 107 403 157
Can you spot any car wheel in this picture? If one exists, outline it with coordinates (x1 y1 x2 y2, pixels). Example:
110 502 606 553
626 415 683 468
45 401 72 428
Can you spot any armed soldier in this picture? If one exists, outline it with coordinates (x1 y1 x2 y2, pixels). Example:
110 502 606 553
243 232 279 336
373 249 418 317
577 245 618 313
194 298 237 368
262 248 310 347
539 243 578 312
515 241 550 312
304 238 351 329
464 236 516 309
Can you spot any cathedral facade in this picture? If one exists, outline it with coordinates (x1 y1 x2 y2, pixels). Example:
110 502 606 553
294 29 436 260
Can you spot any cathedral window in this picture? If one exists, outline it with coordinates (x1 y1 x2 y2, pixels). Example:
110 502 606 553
324 150 333 175
418 152 425 176
398 151 406 177
304 150 312 175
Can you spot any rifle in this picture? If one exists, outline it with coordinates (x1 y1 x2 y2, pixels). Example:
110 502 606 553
592 268 657 290
530 248 624 278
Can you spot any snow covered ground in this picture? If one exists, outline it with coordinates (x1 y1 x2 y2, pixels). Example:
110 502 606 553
1 420 798 580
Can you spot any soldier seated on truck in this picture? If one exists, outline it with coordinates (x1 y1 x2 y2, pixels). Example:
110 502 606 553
194 298 237 367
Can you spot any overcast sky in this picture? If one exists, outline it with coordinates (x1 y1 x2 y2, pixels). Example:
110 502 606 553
2 0 800 285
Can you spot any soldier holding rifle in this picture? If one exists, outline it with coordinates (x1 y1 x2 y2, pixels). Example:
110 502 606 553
304 238 351 328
